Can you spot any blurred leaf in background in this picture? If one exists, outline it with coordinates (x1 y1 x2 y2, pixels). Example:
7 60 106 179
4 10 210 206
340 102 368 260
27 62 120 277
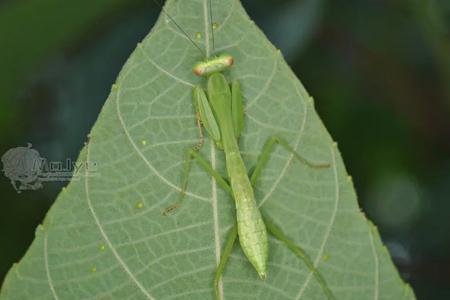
298 0 450 298
0 0 153 289
0 0 449 299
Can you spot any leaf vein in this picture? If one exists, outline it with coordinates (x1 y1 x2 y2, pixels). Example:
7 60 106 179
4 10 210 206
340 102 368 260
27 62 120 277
85 144 155 300
258 81 309 208
115 81 208 202
138 46 194 87
44 232 59 300
295 146 339 300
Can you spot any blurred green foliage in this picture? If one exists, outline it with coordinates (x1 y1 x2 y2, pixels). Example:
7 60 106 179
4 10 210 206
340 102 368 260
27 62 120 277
0 0 449 299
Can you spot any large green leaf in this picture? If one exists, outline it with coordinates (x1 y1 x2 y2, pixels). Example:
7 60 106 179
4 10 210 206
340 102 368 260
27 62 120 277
0 0 416 299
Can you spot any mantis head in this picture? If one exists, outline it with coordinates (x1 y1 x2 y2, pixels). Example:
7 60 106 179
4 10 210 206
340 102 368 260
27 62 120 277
193 54 234 77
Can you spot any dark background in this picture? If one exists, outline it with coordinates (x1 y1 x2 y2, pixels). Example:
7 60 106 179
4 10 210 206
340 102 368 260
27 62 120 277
0 0 449 299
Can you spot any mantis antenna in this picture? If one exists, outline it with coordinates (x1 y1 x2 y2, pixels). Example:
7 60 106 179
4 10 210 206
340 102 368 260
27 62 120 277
209 0 216 53
151 0 206 57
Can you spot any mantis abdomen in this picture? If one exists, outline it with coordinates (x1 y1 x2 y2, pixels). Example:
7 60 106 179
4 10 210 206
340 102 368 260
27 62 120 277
225 149 268 278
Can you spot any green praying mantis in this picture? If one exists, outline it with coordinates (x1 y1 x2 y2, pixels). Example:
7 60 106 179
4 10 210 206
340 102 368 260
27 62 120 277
153 0 336 299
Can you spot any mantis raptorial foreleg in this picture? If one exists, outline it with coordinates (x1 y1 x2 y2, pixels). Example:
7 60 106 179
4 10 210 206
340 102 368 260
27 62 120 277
162 89 228 215
193 111 205 151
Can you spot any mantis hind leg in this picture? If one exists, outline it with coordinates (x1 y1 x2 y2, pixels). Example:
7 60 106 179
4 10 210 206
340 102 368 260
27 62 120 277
262 213 336 300
249 136 335 299
213 224 238 300
250 135 330 186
